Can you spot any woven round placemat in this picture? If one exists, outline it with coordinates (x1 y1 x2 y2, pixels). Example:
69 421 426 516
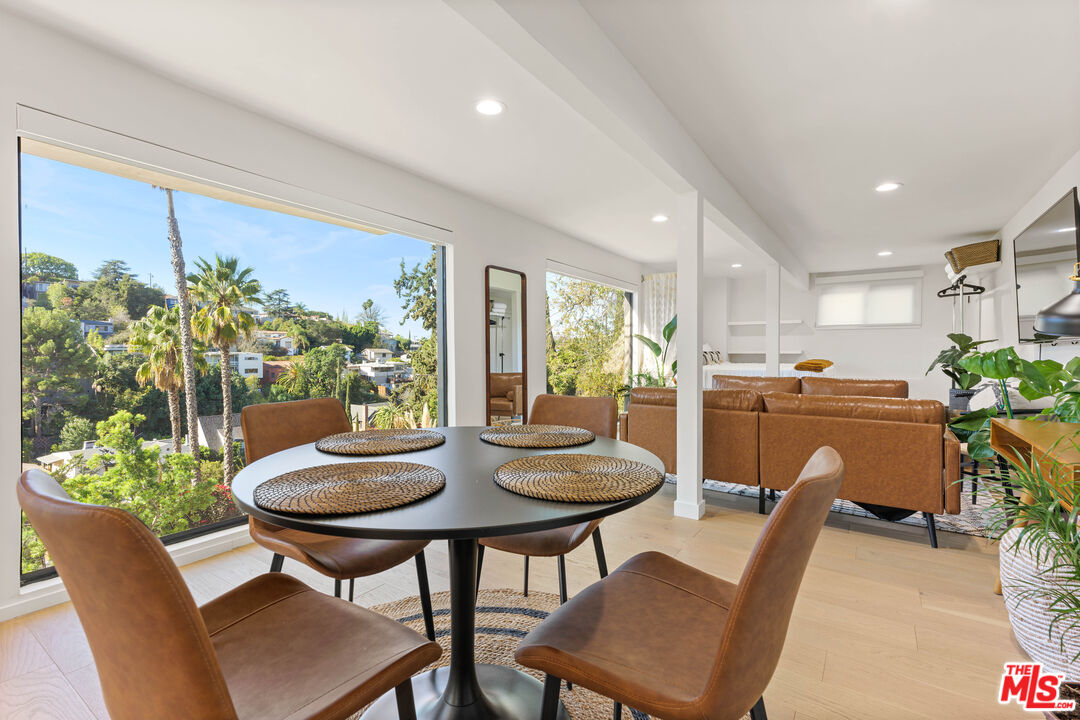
479 424 595 448
493 454 663 503
315 429 445 456
253 461 445 514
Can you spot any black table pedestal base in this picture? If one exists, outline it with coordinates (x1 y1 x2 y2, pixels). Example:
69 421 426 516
364 665 569 720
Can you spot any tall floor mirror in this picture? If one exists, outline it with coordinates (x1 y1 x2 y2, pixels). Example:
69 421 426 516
485 266 527 425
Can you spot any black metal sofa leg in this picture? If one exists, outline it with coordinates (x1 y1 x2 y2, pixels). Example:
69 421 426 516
269 553 284 572
750 695 767 720
758 486 766 514
924 512 938 549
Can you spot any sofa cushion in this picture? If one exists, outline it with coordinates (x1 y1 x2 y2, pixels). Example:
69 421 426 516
703 389 763 412
712 375 801 394
629 387 763 412
799 377 909 398
629 387 676 406
762 392 944 425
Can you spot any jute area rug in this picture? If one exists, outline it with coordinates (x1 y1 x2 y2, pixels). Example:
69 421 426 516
355 588 751 720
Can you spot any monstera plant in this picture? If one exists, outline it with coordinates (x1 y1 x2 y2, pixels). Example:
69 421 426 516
948 347 1069 460
633 314 678 387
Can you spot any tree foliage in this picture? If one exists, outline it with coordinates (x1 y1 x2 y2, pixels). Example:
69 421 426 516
394 248 438 332
22 252 78 281
21 307 96 439
545 275 628 400
63 411 216 535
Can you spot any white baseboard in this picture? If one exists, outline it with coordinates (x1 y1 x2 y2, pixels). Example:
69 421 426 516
0 524 254 622
673 498 706 520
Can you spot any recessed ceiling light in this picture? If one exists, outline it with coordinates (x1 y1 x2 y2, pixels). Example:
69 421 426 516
475 99 505 116
875 181 902 192
1055 227 1077 233
877 250 893 257
731 263 743 268
651 214 669 223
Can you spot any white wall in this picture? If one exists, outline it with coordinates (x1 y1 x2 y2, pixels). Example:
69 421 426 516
0 10 642 618
721 264 954 400
984 149 1080 365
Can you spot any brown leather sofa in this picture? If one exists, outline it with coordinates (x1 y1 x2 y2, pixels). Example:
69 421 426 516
489 372 523 417
712 374 909 398
618 387 761 488
618 381 959 546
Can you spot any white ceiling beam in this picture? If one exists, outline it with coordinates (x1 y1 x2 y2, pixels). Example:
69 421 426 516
445 0 809 288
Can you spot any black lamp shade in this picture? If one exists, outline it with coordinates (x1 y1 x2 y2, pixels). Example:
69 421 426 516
1035 279 1080 337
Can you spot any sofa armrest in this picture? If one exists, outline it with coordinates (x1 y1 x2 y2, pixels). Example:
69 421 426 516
944 428 961 514
512 385 523 416
618 412 628 441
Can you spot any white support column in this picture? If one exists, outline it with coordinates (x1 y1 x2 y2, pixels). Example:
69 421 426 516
674 190 705 520
764 262 781 376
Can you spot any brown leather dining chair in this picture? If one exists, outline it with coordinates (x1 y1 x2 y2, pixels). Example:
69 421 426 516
476 393 618 603
515 446 844 720
17 468 441 720
241 398 436 640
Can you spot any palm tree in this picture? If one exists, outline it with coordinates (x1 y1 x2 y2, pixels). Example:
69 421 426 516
188 255 261 483
129 306 206 453
163 188 203 483
278 360 307 397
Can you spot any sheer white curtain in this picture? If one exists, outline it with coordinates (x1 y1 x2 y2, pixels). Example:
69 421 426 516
638 272 677 375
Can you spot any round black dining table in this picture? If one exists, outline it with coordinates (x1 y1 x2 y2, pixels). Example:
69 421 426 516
231 425 665 720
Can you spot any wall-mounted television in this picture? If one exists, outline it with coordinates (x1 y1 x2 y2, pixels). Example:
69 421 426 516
1014 187 1080 343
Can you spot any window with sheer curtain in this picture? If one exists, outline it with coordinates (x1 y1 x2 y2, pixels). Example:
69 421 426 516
815 277 921 327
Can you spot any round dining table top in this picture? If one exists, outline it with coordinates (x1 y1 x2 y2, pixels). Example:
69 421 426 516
230 425 666 541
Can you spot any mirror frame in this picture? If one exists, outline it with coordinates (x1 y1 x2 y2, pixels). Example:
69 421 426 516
484 265 528 425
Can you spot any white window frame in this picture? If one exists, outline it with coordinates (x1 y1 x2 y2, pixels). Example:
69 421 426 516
812 269 923 330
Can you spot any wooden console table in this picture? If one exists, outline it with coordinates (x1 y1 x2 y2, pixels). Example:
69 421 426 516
991 418 1080 594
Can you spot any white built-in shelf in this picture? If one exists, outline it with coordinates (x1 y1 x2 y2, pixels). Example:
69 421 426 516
727 319 803 327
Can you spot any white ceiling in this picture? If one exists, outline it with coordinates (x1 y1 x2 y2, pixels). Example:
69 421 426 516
1 0 685 266
582 0 1080 272
5 0 1079 278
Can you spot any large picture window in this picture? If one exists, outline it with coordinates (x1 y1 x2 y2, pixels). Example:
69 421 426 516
545 271 633 407
18 141 444 582
814 274 921 328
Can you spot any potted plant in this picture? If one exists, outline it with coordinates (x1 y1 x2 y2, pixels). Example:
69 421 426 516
985 438 1080 687
926 333 994 412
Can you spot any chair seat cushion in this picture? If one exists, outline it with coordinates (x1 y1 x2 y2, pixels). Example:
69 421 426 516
250 518 428 579
515 551 735 720
201 573 440 720
480 519 599 557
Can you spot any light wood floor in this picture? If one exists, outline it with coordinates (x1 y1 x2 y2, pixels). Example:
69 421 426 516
0 485 1027 719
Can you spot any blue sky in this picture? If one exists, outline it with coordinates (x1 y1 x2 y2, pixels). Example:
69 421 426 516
19 153 433 337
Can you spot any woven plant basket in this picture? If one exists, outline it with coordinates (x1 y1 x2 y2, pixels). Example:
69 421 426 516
945 238 1000 273
1000 526 1080 680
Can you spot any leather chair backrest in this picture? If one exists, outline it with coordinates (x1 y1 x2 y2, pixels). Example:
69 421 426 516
762 392 944 426
489 373 523 398
530 394 618 438
17 469 238 720
800 377 909 398
702 447 843 719
241 397 351 464
712 375 801 394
